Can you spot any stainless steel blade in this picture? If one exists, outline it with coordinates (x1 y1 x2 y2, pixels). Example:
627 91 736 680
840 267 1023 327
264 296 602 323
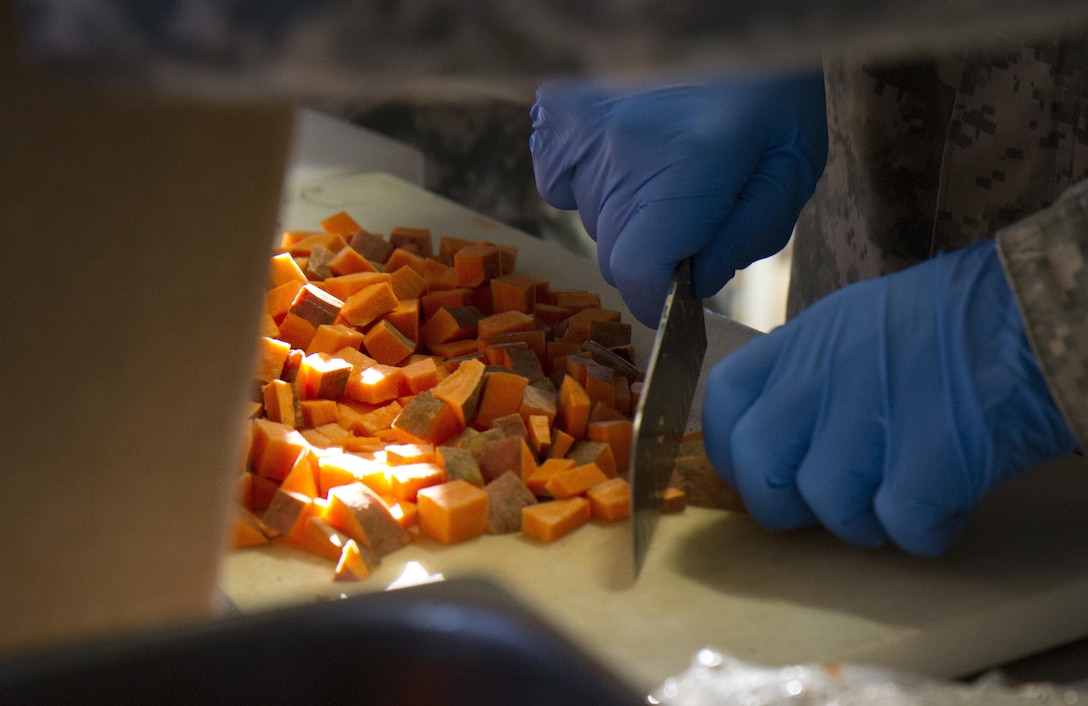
630 259 707 578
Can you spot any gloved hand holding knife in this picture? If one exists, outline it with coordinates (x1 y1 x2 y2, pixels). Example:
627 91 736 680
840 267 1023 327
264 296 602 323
530 71 1078 557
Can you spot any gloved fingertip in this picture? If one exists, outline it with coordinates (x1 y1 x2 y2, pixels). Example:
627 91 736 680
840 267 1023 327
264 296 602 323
877 499 969 557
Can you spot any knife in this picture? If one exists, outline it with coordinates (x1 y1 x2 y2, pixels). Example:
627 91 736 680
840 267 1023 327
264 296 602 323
630 259 707 578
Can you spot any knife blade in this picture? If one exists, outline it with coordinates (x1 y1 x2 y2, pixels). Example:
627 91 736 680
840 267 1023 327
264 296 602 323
630 259 707 578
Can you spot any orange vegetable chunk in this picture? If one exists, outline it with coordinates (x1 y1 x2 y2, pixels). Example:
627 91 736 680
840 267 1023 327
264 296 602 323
544 462 609 499
432 357 486 426
453 243 502 287
586 477 631 521
334 539 371 582
417 480 489 545
340 281 399 328
391 390 463 446
320 210 362 236
364 319 415 366
249 418 310 480
521 497 590 543
325 482 411 556
473 370 530 430
556 374 591 441
483 471 538 534
296 516 353 562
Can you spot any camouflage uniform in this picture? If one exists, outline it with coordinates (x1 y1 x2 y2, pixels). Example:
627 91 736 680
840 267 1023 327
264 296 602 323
790 31 1088 450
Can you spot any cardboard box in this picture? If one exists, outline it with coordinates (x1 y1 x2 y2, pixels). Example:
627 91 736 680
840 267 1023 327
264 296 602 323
0 11 294 655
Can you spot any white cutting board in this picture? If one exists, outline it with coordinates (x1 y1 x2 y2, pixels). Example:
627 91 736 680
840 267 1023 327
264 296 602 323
224 172 1088 694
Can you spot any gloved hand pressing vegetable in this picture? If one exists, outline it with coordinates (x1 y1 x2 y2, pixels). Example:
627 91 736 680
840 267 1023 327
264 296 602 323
529 71 828 326
701 239 1076 556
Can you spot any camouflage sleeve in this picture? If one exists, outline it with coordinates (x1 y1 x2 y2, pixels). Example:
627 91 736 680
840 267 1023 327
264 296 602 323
996 179 1088 450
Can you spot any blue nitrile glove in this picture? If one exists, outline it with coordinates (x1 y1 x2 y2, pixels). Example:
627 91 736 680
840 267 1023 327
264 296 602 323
702 239 1077 556
530 72 827 326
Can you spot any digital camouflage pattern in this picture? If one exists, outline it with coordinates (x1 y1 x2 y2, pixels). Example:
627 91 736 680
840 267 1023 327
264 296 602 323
790 30 1088 447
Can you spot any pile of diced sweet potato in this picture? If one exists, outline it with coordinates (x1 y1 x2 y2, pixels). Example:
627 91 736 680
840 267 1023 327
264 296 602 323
235 210 724 583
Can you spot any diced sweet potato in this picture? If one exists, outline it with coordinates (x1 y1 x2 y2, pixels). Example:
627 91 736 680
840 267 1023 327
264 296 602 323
483 471 537 534
586 477 631 521
417 480 489 545
437 446 484 487
325 482 411 556
334 539 372 581
521 497 590 543
544 462 609 499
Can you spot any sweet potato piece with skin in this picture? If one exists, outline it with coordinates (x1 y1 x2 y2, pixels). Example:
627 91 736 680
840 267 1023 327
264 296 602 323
295 353 353 400
551 290 601 311
484 471 538 534
290 283 344 329
477 436 537 484
262 379 302 428
420 306 483 349
325 482 411 556
364 319 415 366
490 273 540 314
305 243 337 280
261 489 315 540
584 362 616 410
349 228 394 264
586 477 631 521
567 440 617 478
522 497 590 543
433 358 486 426
389 225 434 257
519 384 558 427
565 308 622 341
391 390 463 446
548 428 576 460
383 298 421 347
234 507 277 548
503 346 546 383
437 446 485 487
473 370 530 430
587 319 632 349
417 480 489 545
492 412 528 440
340 281 399 328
